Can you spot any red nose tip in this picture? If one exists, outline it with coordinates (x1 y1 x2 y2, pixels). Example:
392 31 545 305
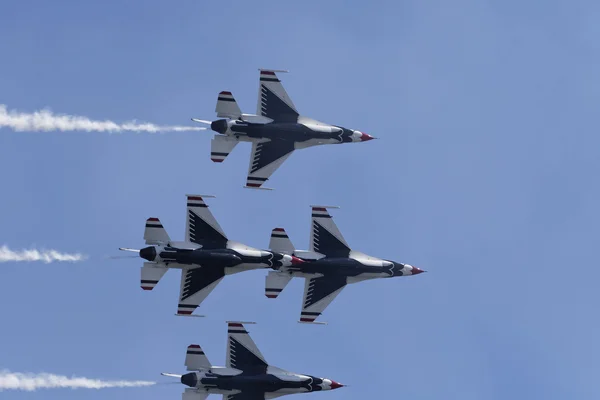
411 267 425 275
330 380 344 390
360 132 375 141
291 256 305 265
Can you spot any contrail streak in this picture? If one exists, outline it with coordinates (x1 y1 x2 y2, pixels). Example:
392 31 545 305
0 104 205 133
0 370 156 391
0 245 86 263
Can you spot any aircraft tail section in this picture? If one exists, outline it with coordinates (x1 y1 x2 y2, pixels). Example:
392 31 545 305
210 135 238 163
183 389 208 400
215 91 242 119
185 344 212 371
141 262 168 291
269 228 295 254
265 271 292 299
144 217 171 245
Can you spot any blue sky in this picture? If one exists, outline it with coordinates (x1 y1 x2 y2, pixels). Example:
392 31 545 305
1 0 599 398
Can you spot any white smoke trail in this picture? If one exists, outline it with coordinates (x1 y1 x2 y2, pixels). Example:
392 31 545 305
0 245 86 263
0 370 156 391
0 104 205 133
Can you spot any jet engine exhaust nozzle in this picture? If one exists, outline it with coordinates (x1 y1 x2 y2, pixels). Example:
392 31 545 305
139 246 157 262
181 372 198 388
211 119 228 134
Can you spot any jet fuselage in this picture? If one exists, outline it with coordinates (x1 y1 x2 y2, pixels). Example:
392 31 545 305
139 245 293 270
181 370 339 396
281 256 417 278
211 119 369 144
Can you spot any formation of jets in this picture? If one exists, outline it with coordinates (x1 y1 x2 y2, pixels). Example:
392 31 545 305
117 70 425 399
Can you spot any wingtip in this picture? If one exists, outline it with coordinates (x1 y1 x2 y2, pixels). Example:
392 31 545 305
186 194 217 199
258 68 289 73
226 320 257 325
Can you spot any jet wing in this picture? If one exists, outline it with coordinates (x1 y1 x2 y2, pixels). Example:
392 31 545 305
184 388 209 400
300 276 347 323
176 266 225 315
185 195 228 247
309 206 351 258
226 322 268 374
256 70 298 123
245 139 295 189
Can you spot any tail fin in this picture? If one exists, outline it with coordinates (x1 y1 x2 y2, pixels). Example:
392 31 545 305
265 271 292 299
215 91 242 119
185 344 212 371
269 228 295 254
141 262 168 291
144 218 171 245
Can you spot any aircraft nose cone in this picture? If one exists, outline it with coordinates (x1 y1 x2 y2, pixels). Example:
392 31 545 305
139 246 156 262
360 132 376 141
330 380 344 390
411 266 425 275
291 256 305 265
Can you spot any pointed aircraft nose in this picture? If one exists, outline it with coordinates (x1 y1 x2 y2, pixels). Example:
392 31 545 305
360 132 376 141
411 266 425 275
330 380 344 390
291 256 305 265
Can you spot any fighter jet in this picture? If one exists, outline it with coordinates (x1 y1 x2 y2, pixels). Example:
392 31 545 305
265 206 425 324
192 69 376 190
119 194 303 316
161 321 345 399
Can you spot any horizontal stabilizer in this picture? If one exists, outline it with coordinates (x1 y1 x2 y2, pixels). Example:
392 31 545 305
144 217 171 245
141 262 168 291
184 388 209 400
185 344 212 371
216 91 242 119
269 228 295 254
211 135 238 163
265 271 292 299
